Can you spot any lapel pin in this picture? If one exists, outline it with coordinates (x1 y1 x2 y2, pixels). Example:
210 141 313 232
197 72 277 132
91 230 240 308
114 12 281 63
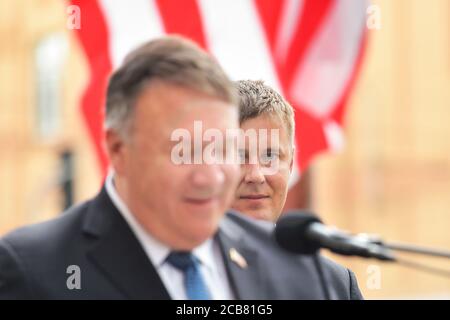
229 248 248 269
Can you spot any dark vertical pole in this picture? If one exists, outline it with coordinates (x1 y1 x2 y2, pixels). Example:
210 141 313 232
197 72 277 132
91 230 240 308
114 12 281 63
61 150 74 210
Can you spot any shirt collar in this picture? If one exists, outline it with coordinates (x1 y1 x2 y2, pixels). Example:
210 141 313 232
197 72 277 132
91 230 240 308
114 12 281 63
105 171 215 271
192 238 215 272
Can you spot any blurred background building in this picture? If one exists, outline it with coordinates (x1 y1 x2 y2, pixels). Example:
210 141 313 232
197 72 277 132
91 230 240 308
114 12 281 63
0 0 449 299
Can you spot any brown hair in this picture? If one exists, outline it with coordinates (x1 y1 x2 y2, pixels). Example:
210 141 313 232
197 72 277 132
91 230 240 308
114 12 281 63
235 80 295 146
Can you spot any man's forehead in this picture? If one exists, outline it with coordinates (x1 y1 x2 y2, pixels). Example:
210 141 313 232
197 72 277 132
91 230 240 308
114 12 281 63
136 82 235 117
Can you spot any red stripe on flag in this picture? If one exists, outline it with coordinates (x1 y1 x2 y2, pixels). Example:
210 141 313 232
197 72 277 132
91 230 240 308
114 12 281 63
286 0 332 170
70 0 112 179
156 0 207 50
255 0 334 171
253 0 285 86
295 109 327 170
254 0 284 54
330 29 369 124
283 0 333 88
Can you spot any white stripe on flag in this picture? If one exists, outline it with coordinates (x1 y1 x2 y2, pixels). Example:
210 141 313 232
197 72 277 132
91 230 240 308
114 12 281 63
197 0 282 93
274 0 304 62
290 0 367 118
323 120 345 151
98 0 165 68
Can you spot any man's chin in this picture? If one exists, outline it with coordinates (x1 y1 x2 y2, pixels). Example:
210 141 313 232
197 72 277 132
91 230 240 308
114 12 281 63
190 227 220 247
245 209 273 222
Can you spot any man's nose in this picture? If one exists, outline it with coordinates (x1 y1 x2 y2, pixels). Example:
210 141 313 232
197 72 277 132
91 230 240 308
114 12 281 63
191 164 225 189
243 163 265 184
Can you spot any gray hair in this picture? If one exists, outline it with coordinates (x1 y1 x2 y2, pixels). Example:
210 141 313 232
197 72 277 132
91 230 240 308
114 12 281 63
105 36 238 137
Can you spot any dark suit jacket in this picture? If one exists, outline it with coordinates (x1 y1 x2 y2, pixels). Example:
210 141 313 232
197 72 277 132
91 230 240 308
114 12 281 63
0 187 363 299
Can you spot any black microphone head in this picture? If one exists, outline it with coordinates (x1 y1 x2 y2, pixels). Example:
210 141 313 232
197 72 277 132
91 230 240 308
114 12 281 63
274 210 323 254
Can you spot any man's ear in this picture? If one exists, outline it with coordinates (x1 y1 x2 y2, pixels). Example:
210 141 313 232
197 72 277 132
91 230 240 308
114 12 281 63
105 129 127 175
289 147 295 173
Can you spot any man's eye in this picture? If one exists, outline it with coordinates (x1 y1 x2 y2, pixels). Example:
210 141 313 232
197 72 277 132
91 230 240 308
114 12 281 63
267 149 280 159
238 150 247 161
260 150 279 163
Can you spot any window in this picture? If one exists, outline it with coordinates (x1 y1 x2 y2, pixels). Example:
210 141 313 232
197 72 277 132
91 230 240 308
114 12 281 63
35 33 68 139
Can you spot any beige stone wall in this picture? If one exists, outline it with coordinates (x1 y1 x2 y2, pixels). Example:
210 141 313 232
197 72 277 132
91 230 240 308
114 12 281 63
314 0 450 298
0 0 100 235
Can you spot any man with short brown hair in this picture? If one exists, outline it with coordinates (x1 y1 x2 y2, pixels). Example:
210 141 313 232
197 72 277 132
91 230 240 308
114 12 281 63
232 80 295 222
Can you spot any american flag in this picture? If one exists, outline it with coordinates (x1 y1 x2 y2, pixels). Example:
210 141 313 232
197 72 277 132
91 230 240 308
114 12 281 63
70 0 368 198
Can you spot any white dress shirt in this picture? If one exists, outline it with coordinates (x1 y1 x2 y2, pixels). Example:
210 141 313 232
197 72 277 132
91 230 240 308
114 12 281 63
105 173 234 300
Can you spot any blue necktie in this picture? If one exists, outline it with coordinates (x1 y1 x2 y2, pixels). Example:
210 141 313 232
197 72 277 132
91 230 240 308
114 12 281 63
166 251 212 300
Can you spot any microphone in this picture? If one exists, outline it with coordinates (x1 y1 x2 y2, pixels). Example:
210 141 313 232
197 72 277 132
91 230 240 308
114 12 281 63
274 211 396 261
274 211 450 279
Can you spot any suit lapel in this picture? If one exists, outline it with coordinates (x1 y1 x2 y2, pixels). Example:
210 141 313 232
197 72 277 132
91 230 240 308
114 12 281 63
83 187 171 300
82 190 270 300
216 215 267 300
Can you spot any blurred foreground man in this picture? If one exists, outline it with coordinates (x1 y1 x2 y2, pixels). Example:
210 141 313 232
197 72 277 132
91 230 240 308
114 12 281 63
232 80 295 222
0 37 362 300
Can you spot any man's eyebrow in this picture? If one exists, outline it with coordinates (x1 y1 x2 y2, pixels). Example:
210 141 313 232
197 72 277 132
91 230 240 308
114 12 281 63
265 146 280 152
266 146 287 158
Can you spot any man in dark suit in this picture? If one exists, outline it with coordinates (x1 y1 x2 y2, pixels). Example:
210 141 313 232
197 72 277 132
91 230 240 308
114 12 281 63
0 36 362 300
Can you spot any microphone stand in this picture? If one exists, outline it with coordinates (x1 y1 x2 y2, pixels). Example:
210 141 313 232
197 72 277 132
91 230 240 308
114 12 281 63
394 257 450 278
353 234 450 278
308 236 450 299
379 240 450 259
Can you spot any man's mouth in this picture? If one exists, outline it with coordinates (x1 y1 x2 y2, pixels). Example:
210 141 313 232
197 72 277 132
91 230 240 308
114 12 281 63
184 196 217 205
239 194 269 200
